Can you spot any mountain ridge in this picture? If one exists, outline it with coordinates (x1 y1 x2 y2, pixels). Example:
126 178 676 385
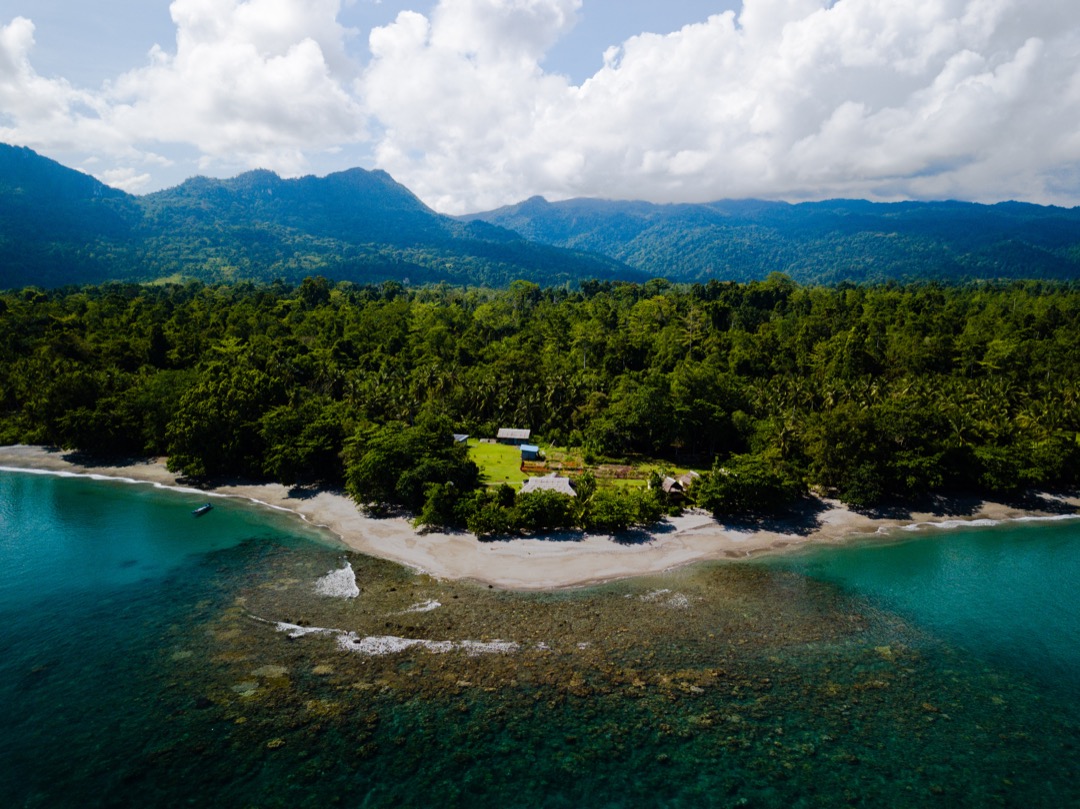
0 144 637 289
462 195 1080 284
3 143 1080 290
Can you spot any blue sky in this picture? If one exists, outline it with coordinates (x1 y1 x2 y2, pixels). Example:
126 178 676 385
2 1 735 87
1 1 1078 212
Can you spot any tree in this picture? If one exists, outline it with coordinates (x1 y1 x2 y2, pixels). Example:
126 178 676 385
165 354 285 478
695 453 803 517
581 486 663 532
343 413 479 514
513 489 575 532
260 395 351 485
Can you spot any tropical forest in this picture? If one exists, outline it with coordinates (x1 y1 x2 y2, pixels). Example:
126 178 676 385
2 275 1077 535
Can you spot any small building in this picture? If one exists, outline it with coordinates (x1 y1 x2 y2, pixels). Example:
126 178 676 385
520 444 541 461
452 433 470 444
520 474 576 497
659 471 700 501
497 428 531 445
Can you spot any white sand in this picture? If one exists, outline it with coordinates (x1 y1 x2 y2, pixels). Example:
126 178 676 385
1 444 1077 591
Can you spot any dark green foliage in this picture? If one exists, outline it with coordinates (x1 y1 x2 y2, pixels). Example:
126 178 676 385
165 351 286 479
694 454 804 517
344 414 479 514
580 486 664 532
462 485 517 538
465 197 1080 285
1 276 1078 525
513 490 576 533
259 396 351 485
0 144 639 290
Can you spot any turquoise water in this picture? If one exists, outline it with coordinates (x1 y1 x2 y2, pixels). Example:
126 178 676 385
754 519 1080 695
1 469 1079 808
0 471 327 606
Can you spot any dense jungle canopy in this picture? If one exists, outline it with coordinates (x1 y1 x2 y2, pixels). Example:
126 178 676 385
2 276 1077 532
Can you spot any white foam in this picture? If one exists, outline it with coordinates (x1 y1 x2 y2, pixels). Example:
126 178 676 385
0 464 345 549
252 614 521 657
314 561 359 598
664 593 692 609
638 588 691 608
337 634 519 657
272 621 340 639
639 588 672 602
0 464 210 495
898 513 1080 533
399 599 441 614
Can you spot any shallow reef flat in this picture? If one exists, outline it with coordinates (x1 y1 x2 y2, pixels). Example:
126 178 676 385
2 467 1078 808
146 547 1080 808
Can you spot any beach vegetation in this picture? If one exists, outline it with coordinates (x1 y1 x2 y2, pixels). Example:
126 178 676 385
694 453 804 517
1 277 1078 532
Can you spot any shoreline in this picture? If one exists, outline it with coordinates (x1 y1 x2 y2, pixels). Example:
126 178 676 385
2 444 1077 590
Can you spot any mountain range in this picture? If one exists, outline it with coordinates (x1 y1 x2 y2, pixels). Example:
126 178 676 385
462 196 1080 285
3 142 1080 290
0 144 634 290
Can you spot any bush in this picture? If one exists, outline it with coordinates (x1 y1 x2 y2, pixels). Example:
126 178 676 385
581 486 664 532
514 490 575 532
695 453 803 517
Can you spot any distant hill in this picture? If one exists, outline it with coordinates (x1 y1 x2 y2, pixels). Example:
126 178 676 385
0 145 143 287
462 196 1080 284
0 145 637 290
6 143 1080 291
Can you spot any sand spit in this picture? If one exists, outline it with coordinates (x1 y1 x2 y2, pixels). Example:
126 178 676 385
1 444 1077 591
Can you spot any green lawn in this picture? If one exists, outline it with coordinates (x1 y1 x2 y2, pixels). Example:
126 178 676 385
468 440 703 491
468 440 528 488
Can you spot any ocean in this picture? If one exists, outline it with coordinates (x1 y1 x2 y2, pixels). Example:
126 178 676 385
1 469 1078 808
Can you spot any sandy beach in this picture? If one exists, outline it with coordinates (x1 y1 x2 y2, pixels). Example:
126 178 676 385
2 443 1077 590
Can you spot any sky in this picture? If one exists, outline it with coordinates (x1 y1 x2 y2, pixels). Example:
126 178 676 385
1 0 1079 213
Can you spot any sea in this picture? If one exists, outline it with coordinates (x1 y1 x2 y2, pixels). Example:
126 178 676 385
1 468 1078 808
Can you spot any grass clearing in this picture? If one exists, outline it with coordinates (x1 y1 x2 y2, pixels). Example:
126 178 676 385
468 439 705 492
468 440 528 488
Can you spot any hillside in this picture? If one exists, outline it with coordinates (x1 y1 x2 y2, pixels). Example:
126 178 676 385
0 145 637 290
462 196 1080 284
5 142 1080 290
0 145 143 287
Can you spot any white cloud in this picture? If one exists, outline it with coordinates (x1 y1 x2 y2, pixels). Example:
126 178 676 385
1 0 366 185
1 0 1079 210
105 0 367 176
362 0 1080 211
0 17 115 151
98 166 154 194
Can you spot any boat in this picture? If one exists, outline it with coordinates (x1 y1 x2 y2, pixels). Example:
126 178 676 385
192 503 213 517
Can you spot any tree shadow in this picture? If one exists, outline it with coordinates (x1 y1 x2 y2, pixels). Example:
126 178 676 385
997 489 1080 515
510 528 588 543
717 496 832 537
850 493 983 521
850 488 1080 520
59 449 154 470
285 484 348 501
610 527 658 545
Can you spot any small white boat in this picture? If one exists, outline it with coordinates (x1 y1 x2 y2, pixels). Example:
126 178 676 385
192 503 213 517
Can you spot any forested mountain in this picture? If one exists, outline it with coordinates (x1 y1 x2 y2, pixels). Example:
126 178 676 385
6 142 1080 290
463 196 1080 284
0 145 144 287
0 144 637 289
